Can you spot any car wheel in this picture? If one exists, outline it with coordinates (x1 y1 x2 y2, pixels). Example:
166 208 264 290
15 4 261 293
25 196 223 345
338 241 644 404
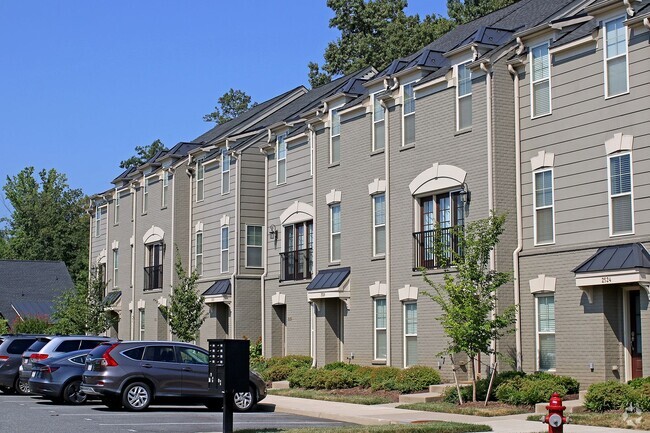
102 397 122 410
233 386 256 412
63 380 87 405
15 377 31 395
122 382 152 411
205 399 223 411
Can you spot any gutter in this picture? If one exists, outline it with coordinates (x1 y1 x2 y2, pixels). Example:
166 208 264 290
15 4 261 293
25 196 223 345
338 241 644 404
508 63 523 371
260 146 269 357
231 150 242 338
130 183 137 340
169 166 176 340
87 202 93 280
380 96 392 367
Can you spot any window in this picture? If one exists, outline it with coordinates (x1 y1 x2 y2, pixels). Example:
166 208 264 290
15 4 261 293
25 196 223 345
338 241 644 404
122 346 145 360
281 221 313 281
246 225 263 268
415 191 465 269
533 169 554 244
330 108 341 164
196 160 204 201
143 345 176 363
373 194 386 256
113 249 119 288
178 347 208 364
404 302 418 367
457 62 472 130
402 82 415 146
114 192 120 225
142 179 149 213
55 340 81 352
373 93 385 151
531 43 551 117
537 295 555 371
609 153 634 235
374 297 387 360
277 134 287 184
80 340 102 350
222 149 230 194
139 310 146 340
144 243 163 290
95 207 100 237
330 204 341 262
6 339 35 355
161 171 169 208
69 355 87 365
221 226 229 273
604 17 628 97
195 232 203 275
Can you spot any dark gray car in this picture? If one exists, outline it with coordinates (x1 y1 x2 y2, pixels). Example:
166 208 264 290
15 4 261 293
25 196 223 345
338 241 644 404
0 335 43 394
28 349 91 404
81 341 266 412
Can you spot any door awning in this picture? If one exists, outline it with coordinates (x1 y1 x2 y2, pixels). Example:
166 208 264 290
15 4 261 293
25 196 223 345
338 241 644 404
103 290 122 306
306 267 351 302
202 279 232 304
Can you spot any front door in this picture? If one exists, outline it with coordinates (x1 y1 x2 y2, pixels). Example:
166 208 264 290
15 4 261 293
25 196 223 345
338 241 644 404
630 290 643 379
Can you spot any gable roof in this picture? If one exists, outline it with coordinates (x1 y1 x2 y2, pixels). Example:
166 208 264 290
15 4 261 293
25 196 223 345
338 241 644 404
0 260 74 326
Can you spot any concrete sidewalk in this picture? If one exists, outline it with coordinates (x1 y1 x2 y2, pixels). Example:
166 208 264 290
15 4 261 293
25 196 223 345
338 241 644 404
264 395 650 433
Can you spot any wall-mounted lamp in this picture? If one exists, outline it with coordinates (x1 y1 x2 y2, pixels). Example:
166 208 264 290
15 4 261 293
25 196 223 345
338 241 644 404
459 187 471 204
269 224 278 240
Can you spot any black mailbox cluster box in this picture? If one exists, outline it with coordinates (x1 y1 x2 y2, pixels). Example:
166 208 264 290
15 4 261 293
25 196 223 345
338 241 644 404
208 339 250 396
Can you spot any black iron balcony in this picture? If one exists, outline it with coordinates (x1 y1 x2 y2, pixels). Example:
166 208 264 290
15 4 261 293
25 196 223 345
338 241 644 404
412 226 463 270
144 265 163 290
280 248 313 282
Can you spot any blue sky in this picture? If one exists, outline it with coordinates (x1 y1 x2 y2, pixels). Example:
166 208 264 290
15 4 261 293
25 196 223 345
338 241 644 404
0 1 447 220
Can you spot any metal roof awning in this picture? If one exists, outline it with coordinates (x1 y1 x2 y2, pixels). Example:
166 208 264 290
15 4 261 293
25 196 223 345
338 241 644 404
202 279 232 304
306 267 351 304
103 290 122 306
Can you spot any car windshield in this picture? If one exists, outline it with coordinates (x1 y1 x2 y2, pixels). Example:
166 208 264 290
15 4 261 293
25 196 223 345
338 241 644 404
87 343 112 360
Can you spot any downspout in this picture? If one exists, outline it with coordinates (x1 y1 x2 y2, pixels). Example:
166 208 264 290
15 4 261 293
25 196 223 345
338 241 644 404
508 63 523 371
231 149 242 339
169 167 176 340
130 184 137 340
308 123 318 368
380 97 392 367
260 146 269 357
186 156 194 271
87 203 93 278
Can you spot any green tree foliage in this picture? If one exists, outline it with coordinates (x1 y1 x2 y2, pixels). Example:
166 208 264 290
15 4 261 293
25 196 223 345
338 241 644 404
0 318 9 334
1 167 88 283
12 316 52 334
203 88 257 124
164 249 206 342
51 270 113 335
447 0 519 24
422 213 516 402
308 0 453 87
119 139 167 170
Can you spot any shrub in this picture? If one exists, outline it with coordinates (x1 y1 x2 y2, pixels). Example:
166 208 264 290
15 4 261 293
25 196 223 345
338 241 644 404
444 370 525 403
496 372 578 406
396 366 441 393
584 381 634 412
369 366 401 391
12 316 51 334
528 372 579 394
323 362 361 372
352 366 375 388
261 355 312 381
288 368 355 390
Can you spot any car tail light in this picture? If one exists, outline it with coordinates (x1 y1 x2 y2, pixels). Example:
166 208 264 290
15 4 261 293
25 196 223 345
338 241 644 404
38 365 59 374
30 353 49 361
0 356 8 362
101 343 119 367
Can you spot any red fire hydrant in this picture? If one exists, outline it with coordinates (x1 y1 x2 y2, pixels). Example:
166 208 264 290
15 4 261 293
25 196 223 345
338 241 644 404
542 392 567 433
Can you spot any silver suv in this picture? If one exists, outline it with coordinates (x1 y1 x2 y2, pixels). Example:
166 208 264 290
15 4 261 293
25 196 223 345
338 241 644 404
0 335 44 394
81 341 266 412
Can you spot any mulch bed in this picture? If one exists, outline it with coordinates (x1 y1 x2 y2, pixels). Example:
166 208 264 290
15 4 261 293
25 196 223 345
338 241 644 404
327 387 402 402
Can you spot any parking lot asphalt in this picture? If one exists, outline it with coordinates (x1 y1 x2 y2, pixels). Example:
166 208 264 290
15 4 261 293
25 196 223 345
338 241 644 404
0 394 350 433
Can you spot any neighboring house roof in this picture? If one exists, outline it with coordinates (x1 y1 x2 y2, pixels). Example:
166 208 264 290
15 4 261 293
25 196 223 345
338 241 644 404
307 267 351 290
0 260 74 326
12 301 54 321
202 279 231 296
573 243 650 273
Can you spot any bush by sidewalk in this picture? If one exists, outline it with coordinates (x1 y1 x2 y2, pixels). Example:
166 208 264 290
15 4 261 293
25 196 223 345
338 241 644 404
584 378 650 412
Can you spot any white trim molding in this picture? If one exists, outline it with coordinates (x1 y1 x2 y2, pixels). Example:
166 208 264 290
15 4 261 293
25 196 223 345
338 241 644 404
368 179 386 196
326 189 342 205
409 163 467 196
204 294 232 304
96 249 107 265
271 291 286 306
605 132 634 155
156 296 168 308
529 274 557 294
111 240 119 250
195 221 204 233
576 269 650 303
369 281 388 298
398 284 419 302
220 214 230 227
129 235 134 247
143 226 164 244
530 150 555 171
137 299 145 310
307 278 351 308
280 201 314 226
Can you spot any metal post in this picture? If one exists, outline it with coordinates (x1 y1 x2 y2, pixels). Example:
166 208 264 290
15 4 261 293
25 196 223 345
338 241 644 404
223 391 234 433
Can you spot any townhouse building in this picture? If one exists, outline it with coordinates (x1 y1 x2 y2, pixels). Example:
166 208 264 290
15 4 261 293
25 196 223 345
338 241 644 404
511 0 650 386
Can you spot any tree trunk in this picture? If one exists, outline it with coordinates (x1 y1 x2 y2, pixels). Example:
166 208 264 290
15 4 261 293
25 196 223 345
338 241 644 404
450 354 464 405
469 355 477 402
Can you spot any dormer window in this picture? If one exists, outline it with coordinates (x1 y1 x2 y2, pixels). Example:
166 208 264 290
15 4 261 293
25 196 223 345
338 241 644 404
402 83 415 146
604 16 628 98
456 62 472 130
277 133 287 185
531 43 551 117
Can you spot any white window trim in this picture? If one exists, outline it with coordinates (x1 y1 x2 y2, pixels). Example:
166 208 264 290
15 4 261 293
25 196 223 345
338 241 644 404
221 150 230 195
607 151 635 237
114 192 120 225
603 16 630 99
372 194 386 257
221 226 229 273
403 301 417 368
142 178 149 214
196 160 205 202
374 297 387 361
529 42 552 119
330 204 341 263
276 134 287 185
161 170 169 208
329 105 343 164
113 249 119 289
95 207 100 237
535 294 555 372
139 308 145 340
245 224 264 269
372 92 385 152
533 168 555 246
401 82 416 146
195 232 203 276
455 62 472 131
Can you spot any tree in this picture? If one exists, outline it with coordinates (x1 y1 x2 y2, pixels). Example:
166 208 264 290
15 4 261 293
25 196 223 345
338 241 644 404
120 139 167 170
307 0 453 87
422 213 516 403
12 316 52 334
203 88 257 124
0 318 9 335
164 249 206 342
1 167 88 283
51 270 113 335
447 0 519 24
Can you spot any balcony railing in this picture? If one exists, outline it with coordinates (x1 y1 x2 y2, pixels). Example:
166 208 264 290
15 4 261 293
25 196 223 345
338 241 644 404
144 265 163 290
413 226 463 270
280 248 313 282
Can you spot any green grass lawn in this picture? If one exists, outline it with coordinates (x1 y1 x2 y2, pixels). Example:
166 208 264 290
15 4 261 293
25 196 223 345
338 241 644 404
236 421 492 433
268 388 394 405
528 412 650 430
398 402 530 417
